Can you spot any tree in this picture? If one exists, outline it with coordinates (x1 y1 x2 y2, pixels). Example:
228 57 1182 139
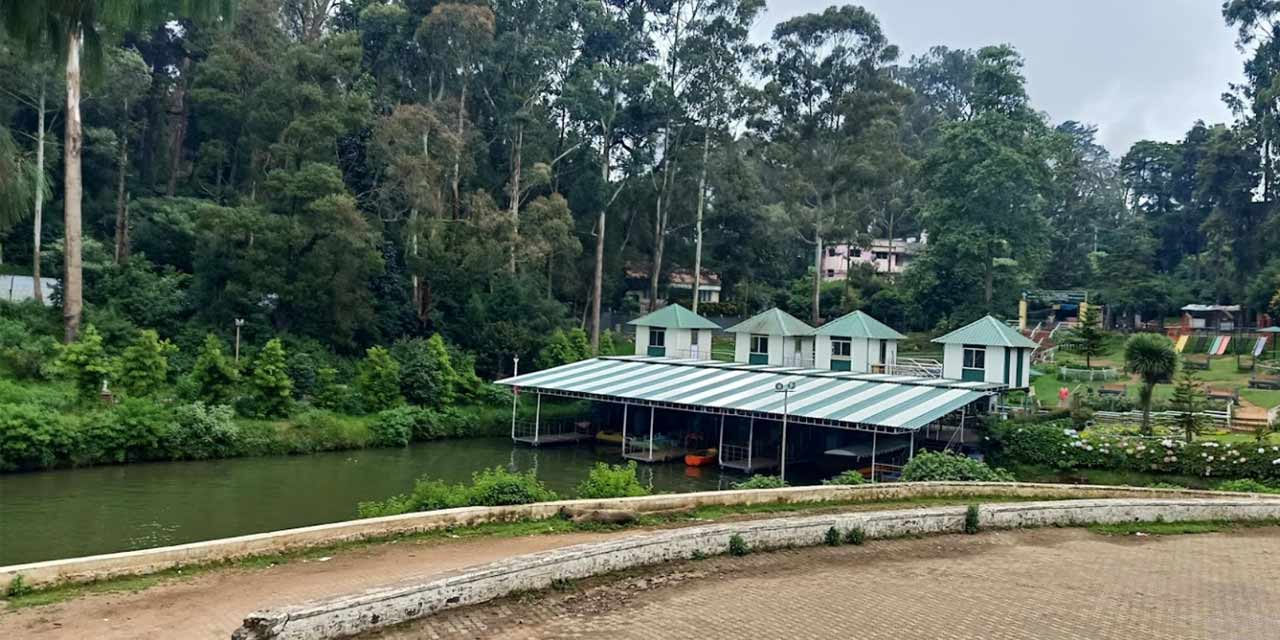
0 126 43 261
249 338 293 417
1123 333 1179 436
55 324 113 398
392 335 456 408
190 333 240 405
0 0 236 342
1069 305 1106 369
118 329 176 397
1170 369 1208 443
356 346 401 412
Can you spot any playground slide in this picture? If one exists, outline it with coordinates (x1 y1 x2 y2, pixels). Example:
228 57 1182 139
1216 336 1231 356
1208 336 1223 355
1175 335 1189 353
1255 337 1268 357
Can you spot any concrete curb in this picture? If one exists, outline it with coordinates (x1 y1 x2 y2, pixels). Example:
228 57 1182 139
231 497 1280 640
0 482 1271 589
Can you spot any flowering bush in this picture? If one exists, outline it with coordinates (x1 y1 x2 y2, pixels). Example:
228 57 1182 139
989 421 1280 481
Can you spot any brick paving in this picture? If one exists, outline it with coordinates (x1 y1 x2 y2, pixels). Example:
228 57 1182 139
371 527 1280 640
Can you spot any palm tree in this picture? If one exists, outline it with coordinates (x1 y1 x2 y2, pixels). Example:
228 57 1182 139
1124 333 1179 435
0 0 234 341
0 126 45 253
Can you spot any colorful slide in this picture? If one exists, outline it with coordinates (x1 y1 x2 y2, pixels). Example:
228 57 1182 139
1254 337 1268 357
1175 335 1189 353
1216 336 1231 356
1208 336 1223 355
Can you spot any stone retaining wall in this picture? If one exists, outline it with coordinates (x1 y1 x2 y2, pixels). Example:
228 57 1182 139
0 482 1270 590
232 497 1280 640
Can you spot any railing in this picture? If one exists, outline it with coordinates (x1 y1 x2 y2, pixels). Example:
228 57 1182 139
512 418 590 440
885 357 942 378
1091 409 1232 430
654 346 714 360
1057 366 1120 382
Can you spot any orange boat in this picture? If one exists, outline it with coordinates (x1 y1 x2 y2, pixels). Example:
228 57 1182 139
685 448 717 467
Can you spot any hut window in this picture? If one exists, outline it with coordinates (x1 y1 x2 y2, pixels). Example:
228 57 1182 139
650 328 666 347
963 345 985 370
750 334 768 355
832 338 851 358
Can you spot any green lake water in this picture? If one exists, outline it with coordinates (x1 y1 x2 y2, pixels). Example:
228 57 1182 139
0 438 746 566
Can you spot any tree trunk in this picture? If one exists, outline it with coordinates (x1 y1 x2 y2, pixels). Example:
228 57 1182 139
451 81 466 216
32 84 45 306
691 130 710 314
648 191 665 312
114 98 130 264
984 237 994 310
63 32 84 342
812 218 822 326
1139 383 1154 436
590 137 608 354
166 56 190 197
508 124 523 273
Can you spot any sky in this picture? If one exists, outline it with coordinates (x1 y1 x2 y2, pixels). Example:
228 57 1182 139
751 0 1245 156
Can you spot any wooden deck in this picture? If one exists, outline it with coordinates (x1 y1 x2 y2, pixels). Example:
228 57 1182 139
623 447 686 463
719 456 778 473
512 432 593 447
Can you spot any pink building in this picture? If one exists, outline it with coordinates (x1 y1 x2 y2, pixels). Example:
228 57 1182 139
820 234 926 281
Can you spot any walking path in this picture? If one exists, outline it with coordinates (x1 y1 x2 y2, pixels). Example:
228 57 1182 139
372 526 1280 640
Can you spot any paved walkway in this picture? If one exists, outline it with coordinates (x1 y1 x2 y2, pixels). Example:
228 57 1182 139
372 527 1280 640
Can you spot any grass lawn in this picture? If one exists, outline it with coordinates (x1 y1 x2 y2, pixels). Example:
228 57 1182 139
1034 352 1280 410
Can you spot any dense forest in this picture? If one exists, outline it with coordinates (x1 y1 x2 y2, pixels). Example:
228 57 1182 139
1 0 1279 379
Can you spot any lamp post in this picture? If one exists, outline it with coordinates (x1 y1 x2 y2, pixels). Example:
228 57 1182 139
233 318 245 364
510 356 520 441
774 381 796 482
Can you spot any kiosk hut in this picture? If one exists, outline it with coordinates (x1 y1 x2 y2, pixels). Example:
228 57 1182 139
812 310 904 373
933 315 1037 389
627 303 719 359
727 308 814 366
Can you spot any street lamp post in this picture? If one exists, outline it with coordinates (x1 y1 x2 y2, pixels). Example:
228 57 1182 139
510 356 520 441
774 381 796 483
233 319 245 364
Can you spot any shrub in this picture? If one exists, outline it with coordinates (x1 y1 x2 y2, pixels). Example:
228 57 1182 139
0 317 58 380
288 410 370 452
843 527 866 545
468 467 558 506
732 475 788 490
248 338 293 418
824 526 841 546
190 334 240 405
355 346 401 412
358 478 470 518
80 399 175 464
0 403 80 471
985 419 1078 470
536 329 589 369
55 325 114 398
6 574 31 598
899 451 1015 483
964 504 980 534
312 366 359 413
575 461 650 499
1214 479 1280 494
118 329 176 398
392 335 456 408
369 407 414 447
823 470 867 485
728 534 749 556
168 402 239 460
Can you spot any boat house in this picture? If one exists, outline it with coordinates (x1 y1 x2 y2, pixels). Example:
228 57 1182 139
726 308 814 366
628 303 719 359
933 315 1037 388
812 310 904 373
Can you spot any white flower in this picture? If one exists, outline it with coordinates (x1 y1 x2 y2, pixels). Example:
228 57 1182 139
1259 448 1266 454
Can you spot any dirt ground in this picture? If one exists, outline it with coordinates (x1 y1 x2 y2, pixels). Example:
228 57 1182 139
370 526 1280 640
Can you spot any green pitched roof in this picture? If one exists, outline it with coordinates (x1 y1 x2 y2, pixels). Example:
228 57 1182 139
932 315 1039 348
813 310 906 340
627 303 720 330
726 308 814 336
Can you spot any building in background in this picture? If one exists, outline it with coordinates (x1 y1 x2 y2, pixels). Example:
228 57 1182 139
0 275 57 306
820 233 927 281
624 265 723 309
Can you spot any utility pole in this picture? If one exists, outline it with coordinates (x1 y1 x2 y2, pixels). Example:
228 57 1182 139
774 381 796 483
234 318 245 364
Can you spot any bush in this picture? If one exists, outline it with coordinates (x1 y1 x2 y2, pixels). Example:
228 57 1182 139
823 470 867 485
899 451 1015 483
288 410 370 452
468 467 559 506
312 366 359 413
728 533 749 556
843 527 866 545
118 329 176 398
358 478 470 518
355 346 401 412
575 461 650 499
6 574 31 598
1214 479 1280 494
824 526 841 546
56 325 114 398
732 475 788 490
248 338 293 418
0 317 58 379
392 335 456 408
964 504 980 534
190 334 240 405
79 399 175 464
0 403 80 471
168 402 239 460
369 407 414 447
985 419 1078 470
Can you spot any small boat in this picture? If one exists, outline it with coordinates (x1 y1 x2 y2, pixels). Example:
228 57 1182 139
595 431 624 445
685 448 717 467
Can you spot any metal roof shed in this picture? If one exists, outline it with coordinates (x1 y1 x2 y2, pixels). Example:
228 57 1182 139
726 308 815 366
627 304 719 358
812 310 905 373
933 315 1037 388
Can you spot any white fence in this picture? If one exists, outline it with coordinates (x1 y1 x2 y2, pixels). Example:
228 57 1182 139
886 357 943 378
1091 409 1232 430
1058 366 1121 382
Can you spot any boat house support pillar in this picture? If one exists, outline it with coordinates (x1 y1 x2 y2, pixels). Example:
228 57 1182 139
648 406 656 461
534 393 542 446
717 415 725 465
621 402 629 457
747 417 754 472
870 430 878 483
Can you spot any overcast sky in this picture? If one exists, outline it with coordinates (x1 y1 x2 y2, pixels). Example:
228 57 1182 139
751 0 1245 155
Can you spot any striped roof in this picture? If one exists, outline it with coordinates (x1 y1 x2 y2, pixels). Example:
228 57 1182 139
496 357 998 432
813 310 905 340
627 303 720 330
726 308 814 336
932 315 1039 348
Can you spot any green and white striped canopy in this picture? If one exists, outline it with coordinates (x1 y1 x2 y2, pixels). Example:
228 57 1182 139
497 356 999 432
